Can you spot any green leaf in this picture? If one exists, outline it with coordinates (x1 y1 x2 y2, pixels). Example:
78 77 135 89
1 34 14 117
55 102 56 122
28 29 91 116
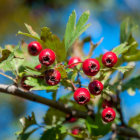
120 18 138 43
122 75 140 91
40 27 52 42
113 65 134 74
17 31 41 41
123 50 140 61
0 45 21 75
85 117 98 134
0 48 11 63
112 43 130 56
17 128 37 140
55 64 67 79
44 108 65 125
24 68 42 76
40 125 66 140
18 112 37 134
64 10 76 50
25 77 59 91
128 114 140 127
23 55 40 69
64 10 91 51
24 23 40 38
40 27 66 62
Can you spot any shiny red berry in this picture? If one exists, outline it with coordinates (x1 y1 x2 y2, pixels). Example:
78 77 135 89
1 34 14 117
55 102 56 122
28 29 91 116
102 52 118 67
68 57 82 68
21 76 33 90
102 107 116 123
39 49 56 66
82 58 100 76
102 99 113 108
72 128 80 135
44 69 61 86
74 88 90 105
35 64 42 70
88 80 103 95
28 41 42 56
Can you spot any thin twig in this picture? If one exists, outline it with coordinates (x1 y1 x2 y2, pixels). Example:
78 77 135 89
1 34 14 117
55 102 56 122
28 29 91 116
0 72 16 83
87 37 104 58
65 61 83 69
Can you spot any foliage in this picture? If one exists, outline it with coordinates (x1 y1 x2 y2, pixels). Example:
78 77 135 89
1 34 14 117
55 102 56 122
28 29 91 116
0 10 140 140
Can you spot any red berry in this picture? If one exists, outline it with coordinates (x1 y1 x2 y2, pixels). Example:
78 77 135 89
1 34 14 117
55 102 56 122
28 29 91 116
68 57 82 68
74 88 90 105
35 64 42 70
102 52 118 67
39 49 56 66
88 80 103 95
44 69 61 85
102 107 116 123
21 76 33 90
102 99 113 108
82 58 100 76
28 41 42 56
72 128 79 135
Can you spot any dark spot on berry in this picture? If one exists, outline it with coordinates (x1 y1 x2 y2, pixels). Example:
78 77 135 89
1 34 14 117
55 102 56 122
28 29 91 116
31 46 37 52
106 58 112 64
43 56 50 62
105 113 113 121
78 96 86 102
50 76 55 81
94 86 100 93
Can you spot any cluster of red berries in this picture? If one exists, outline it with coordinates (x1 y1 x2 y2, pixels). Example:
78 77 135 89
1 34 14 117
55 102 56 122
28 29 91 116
23 41 117 123
21 41 61 89
69 53 117 123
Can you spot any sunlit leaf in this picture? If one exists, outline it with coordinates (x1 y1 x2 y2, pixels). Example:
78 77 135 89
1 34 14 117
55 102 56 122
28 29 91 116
64 10 91 51
25 77 59 91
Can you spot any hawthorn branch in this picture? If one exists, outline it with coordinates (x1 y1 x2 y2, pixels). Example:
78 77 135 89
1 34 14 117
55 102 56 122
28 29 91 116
1 84 140 139
112 124 140 139
0 84 87 118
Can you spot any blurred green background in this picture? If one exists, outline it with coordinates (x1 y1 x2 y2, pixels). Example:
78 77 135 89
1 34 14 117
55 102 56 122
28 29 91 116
0 0 140 140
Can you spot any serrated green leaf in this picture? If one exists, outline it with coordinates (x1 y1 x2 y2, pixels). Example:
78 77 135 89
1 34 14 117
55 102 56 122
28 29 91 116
76 11 90 32
44 108 65 125
17 128 37 140
0 45 21 75
25 77 59 91
64 10 76 50
55 64 67 79
122 75 140 91
70 23 91 48
113 65 134 74
40 27 66 62
120 18 138 43
17 31 41 41
18 112 37 134
24 23 40 38
40 125 66 140
24 68 42 76
112 42 137 56
64 10 91 51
